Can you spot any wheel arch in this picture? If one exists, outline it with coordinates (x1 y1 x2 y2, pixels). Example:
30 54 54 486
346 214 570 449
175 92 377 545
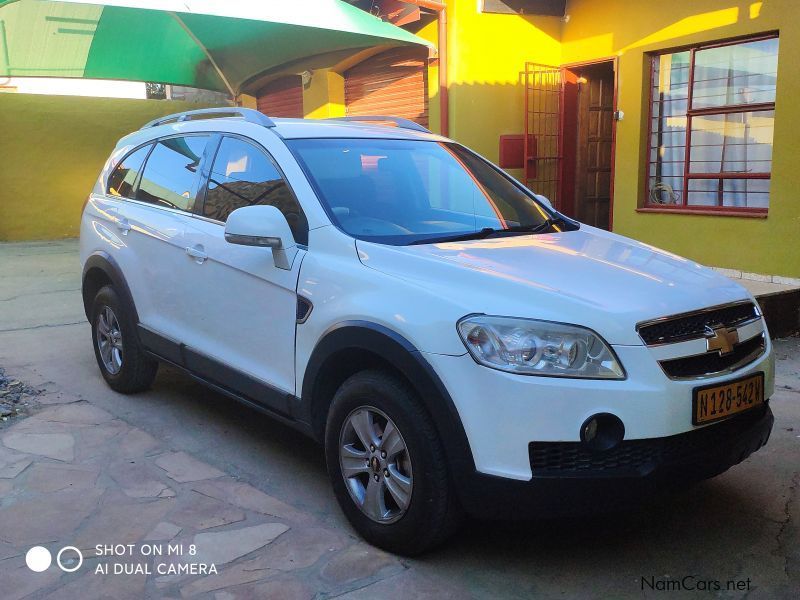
82 252 139 324
300 321 475 474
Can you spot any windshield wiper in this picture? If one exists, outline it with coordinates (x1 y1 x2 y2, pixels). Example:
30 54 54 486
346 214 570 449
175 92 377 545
409 227 501 245
409 215 573 245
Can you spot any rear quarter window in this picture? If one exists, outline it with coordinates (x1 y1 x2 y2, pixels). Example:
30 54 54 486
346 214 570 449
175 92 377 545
107 144 151 199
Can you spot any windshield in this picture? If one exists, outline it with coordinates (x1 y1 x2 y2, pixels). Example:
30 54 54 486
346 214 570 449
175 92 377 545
287 138 569 245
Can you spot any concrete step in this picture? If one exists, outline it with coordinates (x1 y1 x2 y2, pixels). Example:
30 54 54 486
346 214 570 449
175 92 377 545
740 280 800 338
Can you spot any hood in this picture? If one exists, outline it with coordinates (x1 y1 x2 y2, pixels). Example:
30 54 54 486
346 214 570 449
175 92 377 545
356 227 752 346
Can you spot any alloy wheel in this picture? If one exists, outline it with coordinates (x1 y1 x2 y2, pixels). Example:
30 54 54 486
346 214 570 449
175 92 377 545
96 306 123 375
339 406 413 524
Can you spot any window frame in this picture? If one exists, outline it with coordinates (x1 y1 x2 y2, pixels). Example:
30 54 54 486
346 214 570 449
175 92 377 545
197 133 309 246
133 133 215 214
643 32 779 217
105 142 155 200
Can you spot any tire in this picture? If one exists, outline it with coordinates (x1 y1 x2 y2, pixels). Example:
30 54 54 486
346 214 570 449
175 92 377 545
325 370 462 555
90 285 158 393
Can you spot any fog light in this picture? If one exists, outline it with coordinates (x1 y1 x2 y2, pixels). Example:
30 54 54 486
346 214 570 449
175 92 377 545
583 418 598 442
580 413 625 451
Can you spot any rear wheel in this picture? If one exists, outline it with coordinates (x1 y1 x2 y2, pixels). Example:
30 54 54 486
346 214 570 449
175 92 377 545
90 285 157 393
325 370 461 555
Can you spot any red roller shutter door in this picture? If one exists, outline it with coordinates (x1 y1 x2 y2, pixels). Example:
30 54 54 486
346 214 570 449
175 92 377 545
345 48 428 128
257 76 303 118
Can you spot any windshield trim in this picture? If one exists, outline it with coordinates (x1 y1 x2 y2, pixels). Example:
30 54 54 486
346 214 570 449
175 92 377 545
286 137 578 246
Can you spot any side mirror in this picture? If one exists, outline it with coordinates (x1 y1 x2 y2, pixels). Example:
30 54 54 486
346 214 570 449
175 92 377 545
224 205 297 270
534 194 553 209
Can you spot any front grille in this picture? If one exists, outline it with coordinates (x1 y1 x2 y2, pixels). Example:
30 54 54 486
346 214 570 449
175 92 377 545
638 302 758 346
529 404 768 477
659 334 765 379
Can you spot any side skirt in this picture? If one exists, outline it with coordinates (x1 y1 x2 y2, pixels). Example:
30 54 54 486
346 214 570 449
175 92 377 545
137 325 315 439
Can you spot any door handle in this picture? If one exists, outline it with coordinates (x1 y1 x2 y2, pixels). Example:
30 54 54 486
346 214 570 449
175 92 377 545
116 219 131 235
185 245 208 264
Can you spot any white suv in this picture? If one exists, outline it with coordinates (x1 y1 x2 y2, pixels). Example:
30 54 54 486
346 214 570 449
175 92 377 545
80 108 775 555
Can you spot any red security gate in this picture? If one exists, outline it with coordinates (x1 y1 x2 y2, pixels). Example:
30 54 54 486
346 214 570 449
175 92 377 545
523 63 563 208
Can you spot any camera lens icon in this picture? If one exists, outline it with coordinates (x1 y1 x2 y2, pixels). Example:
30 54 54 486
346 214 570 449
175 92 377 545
26 546 83 573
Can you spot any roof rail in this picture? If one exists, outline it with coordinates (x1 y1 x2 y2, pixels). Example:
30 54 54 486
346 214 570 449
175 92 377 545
142 107 276 130
326 116 431 134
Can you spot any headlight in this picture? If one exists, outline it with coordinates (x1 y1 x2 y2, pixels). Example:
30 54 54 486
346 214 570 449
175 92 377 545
456 315 625 379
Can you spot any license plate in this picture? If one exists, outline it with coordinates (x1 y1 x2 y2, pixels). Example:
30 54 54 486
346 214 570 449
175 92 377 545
692 372 764 425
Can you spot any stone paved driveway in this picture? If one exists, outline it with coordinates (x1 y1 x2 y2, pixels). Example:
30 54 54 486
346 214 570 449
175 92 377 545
0 384 464 599
0 240 798 599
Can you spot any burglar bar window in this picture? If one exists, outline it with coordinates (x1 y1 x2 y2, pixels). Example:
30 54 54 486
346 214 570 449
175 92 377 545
646 35 779 213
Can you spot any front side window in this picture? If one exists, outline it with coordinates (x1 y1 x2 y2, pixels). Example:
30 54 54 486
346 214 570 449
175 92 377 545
646 35 778 212
136 135 210 212
107 144 151 199
287 138 558 245
204 136 308 245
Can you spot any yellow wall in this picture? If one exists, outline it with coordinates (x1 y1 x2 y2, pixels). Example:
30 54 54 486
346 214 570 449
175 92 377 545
0 93 218 241
561 0 800 277
446 0 561 167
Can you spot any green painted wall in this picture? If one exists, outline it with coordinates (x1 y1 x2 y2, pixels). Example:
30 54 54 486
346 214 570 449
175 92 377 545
0 93 219 241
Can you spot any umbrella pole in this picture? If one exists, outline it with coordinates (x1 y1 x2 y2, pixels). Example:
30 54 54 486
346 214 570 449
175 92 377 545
169 12 237 101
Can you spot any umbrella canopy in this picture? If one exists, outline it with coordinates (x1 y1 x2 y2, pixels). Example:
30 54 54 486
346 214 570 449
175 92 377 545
0 0 430 95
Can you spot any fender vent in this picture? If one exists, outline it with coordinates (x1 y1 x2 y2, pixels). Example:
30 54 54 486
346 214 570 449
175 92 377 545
296 297 313 323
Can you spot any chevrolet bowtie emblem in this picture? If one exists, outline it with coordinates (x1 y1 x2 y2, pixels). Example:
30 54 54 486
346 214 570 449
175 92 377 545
705 325 739 356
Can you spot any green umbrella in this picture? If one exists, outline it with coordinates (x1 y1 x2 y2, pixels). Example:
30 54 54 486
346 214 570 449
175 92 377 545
0 0 429 95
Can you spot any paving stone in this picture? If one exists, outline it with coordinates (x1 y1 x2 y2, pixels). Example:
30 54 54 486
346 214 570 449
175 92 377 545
244 577 316 600
35 402 114 425
320 543 402 585
36 390 81 405
116 428 161 458
0 487 103 546
144 521 183 541
179 560 275 597
168 491 245 531
24 462 99 493
247 526 346 572
0 540 21 561
108 460 174 499
0 456 32 479
191 479 313 525
73 493 174 553
0 563 63 600
49 567 147 600
73 420 130 461
3 431 75 461
5 417 75 434
332 570 471 600
0 478 14 495
192 522 289 566
155 452 225 483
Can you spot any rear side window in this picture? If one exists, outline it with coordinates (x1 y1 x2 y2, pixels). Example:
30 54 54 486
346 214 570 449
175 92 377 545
136 135 211 212
107 145 151 199
204 136 308 245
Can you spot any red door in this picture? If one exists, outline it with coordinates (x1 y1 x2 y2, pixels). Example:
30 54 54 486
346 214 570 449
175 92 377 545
344 47 429 128
256 76 303 118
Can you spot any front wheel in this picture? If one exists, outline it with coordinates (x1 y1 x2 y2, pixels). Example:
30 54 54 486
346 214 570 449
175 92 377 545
325 370 461 555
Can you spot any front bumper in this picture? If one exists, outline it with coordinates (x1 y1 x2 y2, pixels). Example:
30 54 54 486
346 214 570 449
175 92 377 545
423 343 775 481
455 404 774 518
